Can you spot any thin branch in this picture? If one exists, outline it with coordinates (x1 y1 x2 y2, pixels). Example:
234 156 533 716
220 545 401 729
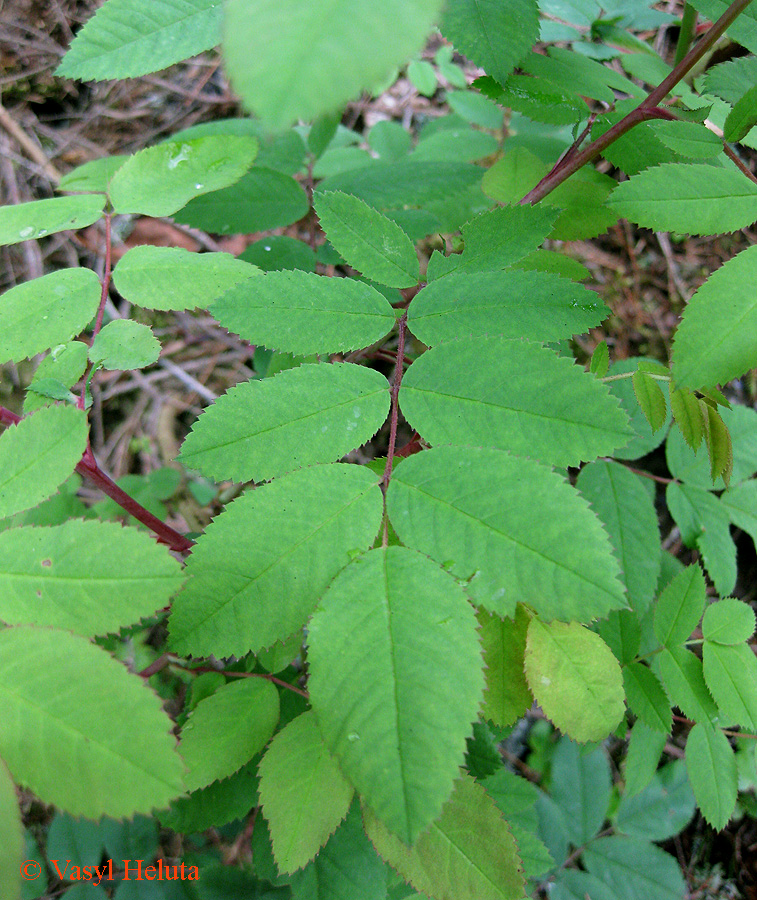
724 142 757 185
382 313 408 547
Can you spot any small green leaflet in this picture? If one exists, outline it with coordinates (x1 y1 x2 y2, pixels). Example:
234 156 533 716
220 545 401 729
524 619 625 742
704 54 757 104
651 120 722 159
685 722 737 830
721 479 757 544
478 607 533 727
159 761 258 833
723 84 757 142
407 269 608 345
702 403 733 486
441 0 538 87
653 564 706 647
0 759 21 900
655 646 719 723
308 547 484 844
522 48 639 104
169 465 383 657
702 597 756 644
112 246 259 310
208 270 397 355
240 236 316 272
314 192 419 288
0 405 88 520
669 386 704 451
624 721 667 800
363 774 525 900
0 626 184 818
0 268 101 364
583 837 686 900
598 610 641 665
607 163 757 236
387 446 627 622
673 245 757 389
0 195 105 247
632 371 667 432
399 336 631 467
289 801 387 900
590 342 610 377
576 460 660 614
89 320 160 370
58 156 129 193
108 136 258 217
408 58 438 96
25 341 89 414
174 168 308 234
615 760 695 842
179 363 390 483
258 712 353 875
180 678 279 792
622 662 672 733
0 520 184 636
223 0 444 129
606 358 671 460
550 738 611 847
702 641 757 729
57 0 223 80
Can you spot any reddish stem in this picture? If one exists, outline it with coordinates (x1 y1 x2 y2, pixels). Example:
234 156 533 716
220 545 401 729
382 313 408 546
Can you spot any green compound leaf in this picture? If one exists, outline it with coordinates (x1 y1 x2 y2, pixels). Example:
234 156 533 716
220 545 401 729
702 641 757 730
632 371 667 433
673 246 757 389
622 662 672 733
583 837 686 900
723 84 757 143
308 547 484 844
0 196 105 247
576 460 660 614
224 0 443 129
289 800 387 900
702 598 756 644
364 773 524 900
670 385 704 451
174 168 308 234
258 712 353 875
0 521 185 636
56 0 223 80
399 337 631 467
0 758 21 900
314 192 419 288
387 446 627 622
441 0 538 86
655 646 719 723
208 270 397 355
108 136 258 217
0 268 101 364
169 465 383 657
685 721 737 831
653 564 707 648
89 320 160 370
478 607 533 727
0 405 88 520
0 626 184 818
179 363 390 482
112 246 259 310
180 678 279 792
407 269 608 346
524 618 625 742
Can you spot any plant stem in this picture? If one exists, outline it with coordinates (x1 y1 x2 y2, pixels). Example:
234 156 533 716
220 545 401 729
382 312 408 547
520 0 756 205
80 212 113 410
0 405 193 554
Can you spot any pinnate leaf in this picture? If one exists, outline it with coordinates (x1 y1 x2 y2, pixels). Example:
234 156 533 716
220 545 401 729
0 268 101 364
608 163 757 235
308 547 483 844
408 269 608 346
314 192 419 288
363 773 525 900
0 196 104 247
400 336 631 467
702 597 756 644
180 678 279 791
478 607 533 727
685 721 737 830
0 626 184 817
387 446 627 621
258 712 353 875
0 520 184 636
0 405 88 519
56 0 223 80
179 363 390 482
653 564 706 648
89 320 160 370
524 618 625 742
169 464 383 657
209 270 397 355
224 0 444 129
112 246 259 310
108 136 258 217
702 641 757 730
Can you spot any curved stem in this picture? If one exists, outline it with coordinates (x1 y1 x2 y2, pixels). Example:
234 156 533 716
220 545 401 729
382 312 408 547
